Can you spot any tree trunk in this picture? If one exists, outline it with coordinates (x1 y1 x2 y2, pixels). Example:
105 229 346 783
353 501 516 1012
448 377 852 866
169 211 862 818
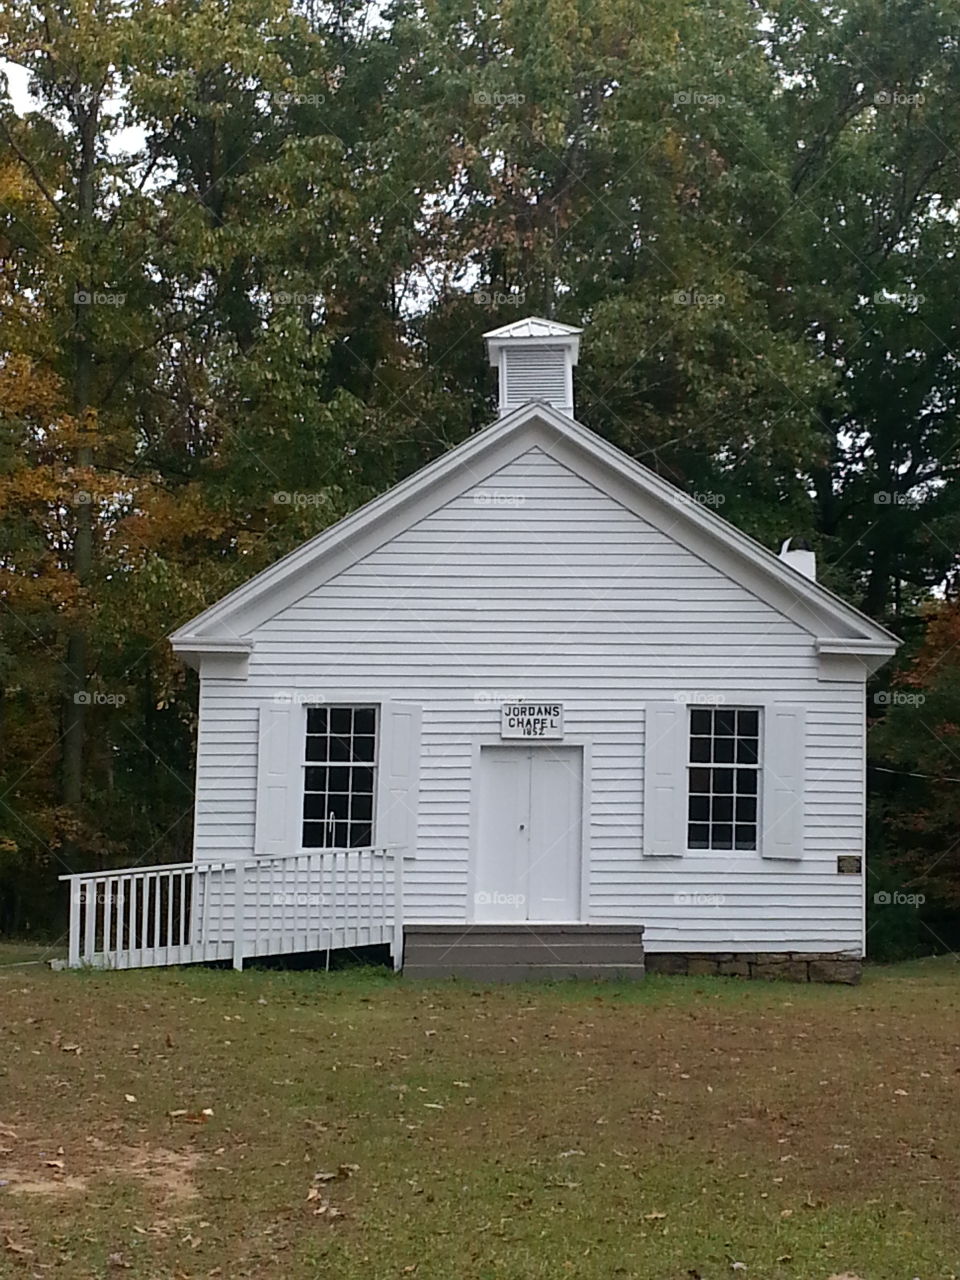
60 100 98 873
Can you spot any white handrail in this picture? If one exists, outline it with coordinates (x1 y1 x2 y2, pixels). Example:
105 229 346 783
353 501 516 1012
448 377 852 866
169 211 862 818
62 846 404 971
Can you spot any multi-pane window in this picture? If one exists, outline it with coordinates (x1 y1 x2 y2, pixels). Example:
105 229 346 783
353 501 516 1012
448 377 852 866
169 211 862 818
687 707 760 851
302 706 377 849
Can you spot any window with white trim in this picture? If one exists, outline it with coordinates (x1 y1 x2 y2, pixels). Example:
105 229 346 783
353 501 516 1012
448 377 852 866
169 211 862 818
303 706 377 848
687 707 760 851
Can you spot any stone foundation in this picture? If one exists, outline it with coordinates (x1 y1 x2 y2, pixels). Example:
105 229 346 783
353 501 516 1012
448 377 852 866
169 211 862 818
645 952 862 985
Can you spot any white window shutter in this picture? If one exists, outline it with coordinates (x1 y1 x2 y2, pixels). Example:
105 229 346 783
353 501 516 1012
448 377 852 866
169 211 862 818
761 704 805 860
254 702 300 855
376 702 422 856
643 702 687 856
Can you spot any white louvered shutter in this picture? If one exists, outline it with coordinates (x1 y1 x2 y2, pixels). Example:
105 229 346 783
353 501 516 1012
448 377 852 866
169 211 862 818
761 704 806 860
376 702 422 856
254 701 301 855
643 702 688 856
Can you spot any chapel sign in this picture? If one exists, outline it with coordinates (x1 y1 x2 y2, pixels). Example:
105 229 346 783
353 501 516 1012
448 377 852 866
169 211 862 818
500 702 564 740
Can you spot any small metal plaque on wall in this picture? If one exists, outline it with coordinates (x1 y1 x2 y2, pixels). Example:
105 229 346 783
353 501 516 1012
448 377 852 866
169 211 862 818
837 855 862 875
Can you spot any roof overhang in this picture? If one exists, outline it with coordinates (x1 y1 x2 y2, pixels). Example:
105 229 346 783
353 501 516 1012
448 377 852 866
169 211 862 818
172 637 252 677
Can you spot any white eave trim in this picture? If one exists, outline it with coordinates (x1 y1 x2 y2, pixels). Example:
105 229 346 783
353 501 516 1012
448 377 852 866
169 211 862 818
816 638 899 658
170 637 253 656
170 636 252 676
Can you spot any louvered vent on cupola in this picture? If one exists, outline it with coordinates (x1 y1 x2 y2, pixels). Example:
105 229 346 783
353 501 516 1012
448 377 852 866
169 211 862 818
484 316 582 418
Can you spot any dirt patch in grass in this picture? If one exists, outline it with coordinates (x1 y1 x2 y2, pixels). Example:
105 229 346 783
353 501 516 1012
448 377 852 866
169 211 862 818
0 1132 200 1201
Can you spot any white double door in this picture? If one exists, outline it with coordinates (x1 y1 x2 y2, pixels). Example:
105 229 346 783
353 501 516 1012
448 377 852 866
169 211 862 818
474 745 583 923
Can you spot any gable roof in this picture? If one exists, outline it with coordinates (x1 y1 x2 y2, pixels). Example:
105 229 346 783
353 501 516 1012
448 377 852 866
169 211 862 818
169 401 899 663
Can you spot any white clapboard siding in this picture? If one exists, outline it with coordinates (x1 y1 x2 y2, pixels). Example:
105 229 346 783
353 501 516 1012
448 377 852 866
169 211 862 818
192 446 867 951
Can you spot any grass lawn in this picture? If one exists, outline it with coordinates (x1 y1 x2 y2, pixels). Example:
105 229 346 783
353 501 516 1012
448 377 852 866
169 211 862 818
1 952 959 1279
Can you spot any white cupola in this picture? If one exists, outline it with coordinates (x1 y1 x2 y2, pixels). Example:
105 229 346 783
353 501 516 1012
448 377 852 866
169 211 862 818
484 316 582 418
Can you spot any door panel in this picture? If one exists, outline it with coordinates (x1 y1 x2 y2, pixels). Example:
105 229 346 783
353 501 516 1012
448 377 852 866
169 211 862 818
475 747 528 921
475 745 583 922
528 747 582 921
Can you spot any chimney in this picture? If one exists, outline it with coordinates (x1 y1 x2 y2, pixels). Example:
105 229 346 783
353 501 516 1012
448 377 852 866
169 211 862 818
779 537 817 581
484 316 582 418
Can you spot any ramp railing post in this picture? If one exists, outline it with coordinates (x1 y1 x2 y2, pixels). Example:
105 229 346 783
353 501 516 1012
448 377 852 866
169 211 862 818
392 848 404 972
68 879 82 968
233 862 245 972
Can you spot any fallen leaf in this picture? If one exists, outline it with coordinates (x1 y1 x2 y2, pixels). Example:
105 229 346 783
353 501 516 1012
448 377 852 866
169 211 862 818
643 1210 667 1220
124 1094 137 1104
61 1043 80 1054
3 1235 33 1257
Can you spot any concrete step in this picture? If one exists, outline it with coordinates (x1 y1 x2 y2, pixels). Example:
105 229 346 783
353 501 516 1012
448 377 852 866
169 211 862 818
402 924 645 981
403 962 646 982
405 941 645 966
404 924 643 938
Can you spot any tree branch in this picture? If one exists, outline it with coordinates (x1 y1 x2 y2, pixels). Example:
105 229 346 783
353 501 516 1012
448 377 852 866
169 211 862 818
0 117 60 212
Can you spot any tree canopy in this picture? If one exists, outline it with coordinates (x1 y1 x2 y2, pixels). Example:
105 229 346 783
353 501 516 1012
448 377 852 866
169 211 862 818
2 0 960 944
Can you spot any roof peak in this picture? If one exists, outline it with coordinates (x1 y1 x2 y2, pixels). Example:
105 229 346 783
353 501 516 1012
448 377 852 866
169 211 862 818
482 316 583 340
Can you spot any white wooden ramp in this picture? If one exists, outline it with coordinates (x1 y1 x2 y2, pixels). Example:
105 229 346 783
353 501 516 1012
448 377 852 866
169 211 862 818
59 847 404 971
